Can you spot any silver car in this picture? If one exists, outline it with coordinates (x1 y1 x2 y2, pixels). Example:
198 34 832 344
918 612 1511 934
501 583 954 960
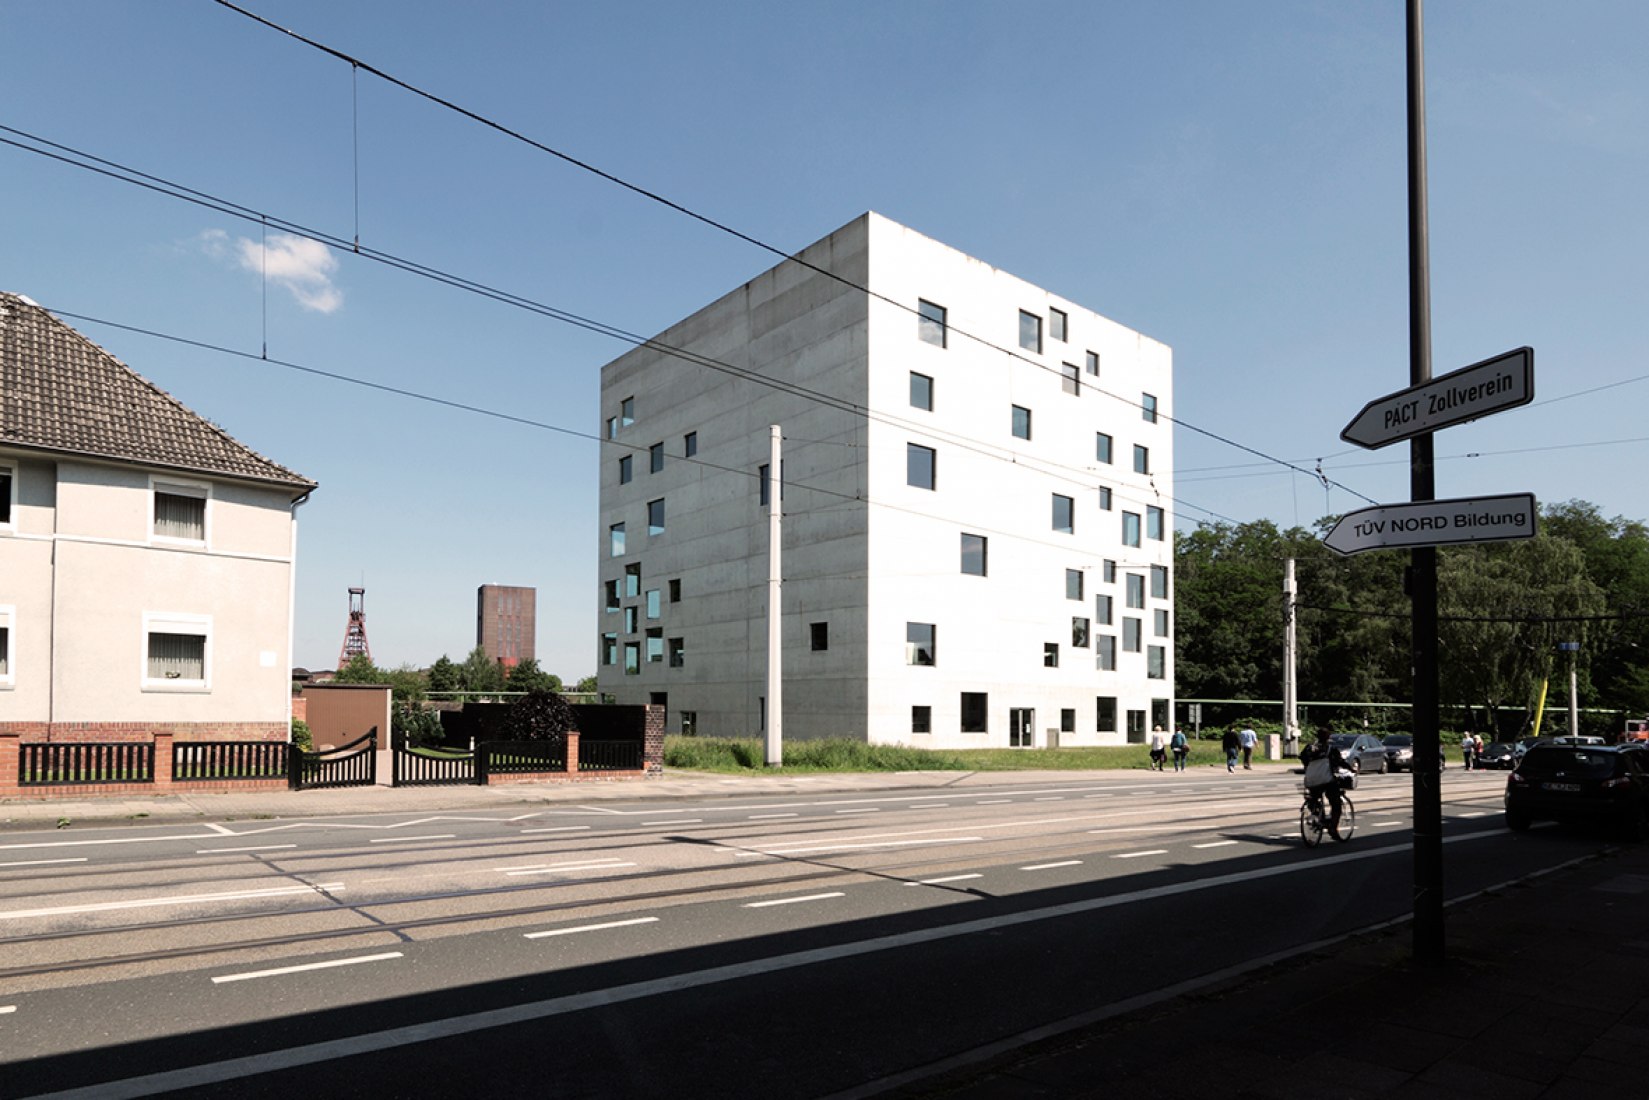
1330 733 1389 774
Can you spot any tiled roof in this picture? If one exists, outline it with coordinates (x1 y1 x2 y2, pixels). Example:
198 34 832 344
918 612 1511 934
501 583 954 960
0 293 314 491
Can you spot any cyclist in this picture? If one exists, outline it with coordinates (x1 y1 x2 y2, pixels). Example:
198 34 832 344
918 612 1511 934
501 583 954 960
1299 725 1350 838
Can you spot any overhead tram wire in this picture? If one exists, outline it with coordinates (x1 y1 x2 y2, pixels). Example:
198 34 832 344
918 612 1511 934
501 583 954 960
206 0 1381 510
0 126 1233 529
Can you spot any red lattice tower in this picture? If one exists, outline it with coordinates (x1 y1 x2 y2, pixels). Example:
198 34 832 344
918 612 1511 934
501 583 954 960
338 586 372 668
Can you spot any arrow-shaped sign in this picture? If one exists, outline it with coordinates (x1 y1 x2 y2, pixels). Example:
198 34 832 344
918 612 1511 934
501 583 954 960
1323 493 1537 556
1341 347 1533 450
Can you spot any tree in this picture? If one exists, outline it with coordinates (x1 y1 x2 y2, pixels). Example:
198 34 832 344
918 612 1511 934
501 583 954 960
1542 500 1649 718
332 653 384 685
501 688 576 741
458 646 505 694
426 655 461 695
574 675 598 694
506 658 561 694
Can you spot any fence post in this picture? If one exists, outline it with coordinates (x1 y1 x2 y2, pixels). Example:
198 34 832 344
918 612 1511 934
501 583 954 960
476 742 489 786
0 733 18 794
288 737 304 789
566 730 580 775
153 732 174 790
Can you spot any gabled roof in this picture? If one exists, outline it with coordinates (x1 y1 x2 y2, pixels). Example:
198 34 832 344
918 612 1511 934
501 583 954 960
0 293 315 492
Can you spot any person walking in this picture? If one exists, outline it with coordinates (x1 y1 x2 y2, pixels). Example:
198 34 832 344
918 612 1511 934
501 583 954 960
1148 726 1168 772
1239 726 1258 770
1170 728 1190 771
1461 731 1476 771
1473 733 1485 770
1222 726 1241 773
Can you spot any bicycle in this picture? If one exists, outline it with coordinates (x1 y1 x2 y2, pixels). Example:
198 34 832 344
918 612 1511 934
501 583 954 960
1299 785 1357 847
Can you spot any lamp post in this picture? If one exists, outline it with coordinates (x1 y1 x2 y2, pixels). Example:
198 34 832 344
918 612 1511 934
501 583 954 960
1558 641 1580 739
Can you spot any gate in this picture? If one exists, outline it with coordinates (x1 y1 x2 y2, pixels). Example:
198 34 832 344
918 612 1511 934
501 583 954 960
392 735 478 787
291 728 378 790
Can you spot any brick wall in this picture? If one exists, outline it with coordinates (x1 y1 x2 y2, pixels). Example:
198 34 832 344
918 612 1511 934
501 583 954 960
0 732 288 799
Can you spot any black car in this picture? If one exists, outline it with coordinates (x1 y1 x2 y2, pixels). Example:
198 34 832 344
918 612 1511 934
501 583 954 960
1505 743 1649 836
1477 741 1518 770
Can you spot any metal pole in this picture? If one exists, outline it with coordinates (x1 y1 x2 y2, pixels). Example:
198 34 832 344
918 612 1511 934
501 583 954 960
766 425 783 767
1283 558 1299 757
1407 0 1445 967
1568 650 1580 739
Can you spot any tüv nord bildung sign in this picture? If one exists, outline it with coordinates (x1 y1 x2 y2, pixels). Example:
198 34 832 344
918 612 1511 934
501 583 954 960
1323 493 1537 556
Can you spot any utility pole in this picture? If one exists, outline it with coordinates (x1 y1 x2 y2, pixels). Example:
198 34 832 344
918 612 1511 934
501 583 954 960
1283 558 1300 757
766 425 783 767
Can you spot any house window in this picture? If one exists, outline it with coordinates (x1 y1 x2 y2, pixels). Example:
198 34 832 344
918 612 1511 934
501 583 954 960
648 498 666 536
908 444 937 490
618 455 632 485
961 533 987 576
1124 617 1142 652
1053 494 1074 534
679 710 697 735
1 465 13 528
1148 506 1165 541
907 622 936 666
624 642 640 674
1127 574 1145 609
668 579 682 604
918 299 948 347
1103 559 1118 583
646 628 665 663
1127 710 1147 742
910 371 934 411
0 606 13 688
609 523 626 557
620 397 635 427
1096 594 1113 625
1154 609 1170 637
1072 617 1090 648
1066 568 1084 600
1096 696 1117 732
811 622 829 651
1097 635 1117 671
1134 445 1150 474
1044 642 1059 668
1085 351 1099 376
1019 310 1042 353
961 692 988 733
684 431 698 457
143 614 210 689
1049 307 1068 342
621 563 639 598
1095 433 1112 464
649 442 665 474
1142 393 1158 423
152 481 207 543
624 607 639 633
604 580 620 613
1151 565 1169 599
1153 698 1172 732
606 417 618 440
1148 646 1166 679
1122 511 1141 547
912 705 932 734
601 633 618 666
668 637 684 668
1012 405 1032 441
646 589 661 619
1099 486 1112 511
1062 363 1080 396
1061 708 1076 734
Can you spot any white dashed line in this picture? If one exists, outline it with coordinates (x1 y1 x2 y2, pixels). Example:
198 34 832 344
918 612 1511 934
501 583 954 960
211 952 403 985
506 862 636 877
520 826 591 834
1193 840 1238 849
368 835 455 844
0 882 345 920
745 893 845 908
906 874 982 886
1459 812 1487 819
643 819 703 826
1021 861 1082 871
1034 796 1064 802
910 803 949 808
196 845 299 854
742 836 983 856
749 814 799 820
1114 850 1168 859
976 800 1012 805
524 917 659 939
0 857 88 868
1371 821 1406 829
835 808 880 815
0 1005 15 1015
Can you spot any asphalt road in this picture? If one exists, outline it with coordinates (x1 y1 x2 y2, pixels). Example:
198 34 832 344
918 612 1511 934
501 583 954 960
0 769 1594 1099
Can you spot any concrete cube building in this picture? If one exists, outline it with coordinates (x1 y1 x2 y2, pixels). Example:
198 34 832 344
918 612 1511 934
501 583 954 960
596 214 1173 747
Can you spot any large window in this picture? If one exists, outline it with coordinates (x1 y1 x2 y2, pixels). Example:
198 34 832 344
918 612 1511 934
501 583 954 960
620 396 635 427
684 431 698 457
1099 486 1112 511
646 589 662 619
624 641 640 674
1151 565 1169 599
618 455 632 484
625 562 641 597
1103 560 1117 583
907 444 937 490
910 371 934 411
811 622 829 651
609 522 626 557
1148 645 1166 679
1126 573 1145 609
1097 635 1117 670
668 637 684 668
1012 405 1032 441
1096 696 1116 732
907 622 936 666
646 628 664 663
1127 710 1147 742
1019 310 1042 353
912 705 932 734
1142 393 1158 423
961 692 988 733
1053 494 1074 534
919 299 948 347
1061 708 1076 734
1095 594 1113 625
1049 307 1068 342
649 442 665 474
1133 445 1150 474
961 533 987 576
1122 511 1141 547
143 614 210 689
152 481 207 543
1154 608 1170 637
1123 617 1142 653
1066 568 1084 601
601 633 618 666
624 607 638 633
1095 432 1113 464
647 499 666 536
604 580 620 613
1072 617 1090 648
1062 363 1080 396
1147 506 1165 541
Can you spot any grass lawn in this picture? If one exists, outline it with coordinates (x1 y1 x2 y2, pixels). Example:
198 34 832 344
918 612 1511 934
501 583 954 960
664 736 1292 774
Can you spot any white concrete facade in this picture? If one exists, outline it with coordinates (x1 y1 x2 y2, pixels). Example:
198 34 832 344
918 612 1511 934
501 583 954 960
597 213 1173 747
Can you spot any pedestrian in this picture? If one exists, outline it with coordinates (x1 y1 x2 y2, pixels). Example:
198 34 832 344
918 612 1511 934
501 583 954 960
1239 726 1258 769
1222 726 1241 773
1461 732 1475 771
1473 733 1485 769
1170 727 1190 771
1148 726 1168 771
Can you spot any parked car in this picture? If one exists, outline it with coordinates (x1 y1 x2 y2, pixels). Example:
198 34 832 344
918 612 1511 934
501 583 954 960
1477 741 1518 770
1513 736 1544 761
1382 734 1447 772
1505 743 1649 837
1329 733 1389 774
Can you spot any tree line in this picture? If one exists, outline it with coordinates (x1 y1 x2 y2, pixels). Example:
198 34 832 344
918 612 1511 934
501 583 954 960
1173 500 1649 739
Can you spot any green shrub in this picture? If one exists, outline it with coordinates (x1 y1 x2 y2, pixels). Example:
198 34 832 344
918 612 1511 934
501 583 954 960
501 689 577 741
290 718 313 752
392 702 445 748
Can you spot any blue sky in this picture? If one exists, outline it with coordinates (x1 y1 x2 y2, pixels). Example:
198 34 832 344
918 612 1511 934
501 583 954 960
3 1 1646 679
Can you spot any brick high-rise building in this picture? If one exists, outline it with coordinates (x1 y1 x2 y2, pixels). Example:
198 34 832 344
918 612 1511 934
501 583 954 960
477 584 536 671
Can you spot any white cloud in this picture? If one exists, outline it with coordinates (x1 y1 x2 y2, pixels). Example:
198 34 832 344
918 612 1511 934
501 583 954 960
198 228 343 313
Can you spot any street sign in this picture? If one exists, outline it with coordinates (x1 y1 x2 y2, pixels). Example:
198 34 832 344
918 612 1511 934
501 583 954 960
1323 492 1537 556
1340 346 1533 450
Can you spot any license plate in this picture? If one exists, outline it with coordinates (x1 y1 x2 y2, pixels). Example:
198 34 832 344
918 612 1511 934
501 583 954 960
1543 782 1582 792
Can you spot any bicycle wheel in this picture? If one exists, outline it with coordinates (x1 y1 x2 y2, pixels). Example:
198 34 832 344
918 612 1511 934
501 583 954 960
1333 795 1356 842
1299 800 1325 847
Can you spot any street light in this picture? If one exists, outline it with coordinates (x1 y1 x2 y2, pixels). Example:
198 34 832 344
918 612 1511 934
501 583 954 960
1557 641 1580 739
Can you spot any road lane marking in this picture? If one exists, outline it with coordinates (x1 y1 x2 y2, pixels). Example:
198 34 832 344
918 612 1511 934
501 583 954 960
520 826 591 834
906 874 982 886
21 833 1498 1100
749 813 799 820
506 862 636 877
524 917 660 939
368 835 455 844
0 833 222 851
910 803 949 808
1021 861 1082 871
196 845 298 854
211 952 403 985
201 823 235 836
745 893 845 908
1371 822 1405 828
0 858 88 868
976 800 1011 805
835 808 879 814
0 1005 15 1015
740 836 983 856
492 859 628 873
1193 841 1238 849
1114 850 1168 859
1459 812 1487 818
0 882 345 921
642 819 703 826
1034 797 1063 802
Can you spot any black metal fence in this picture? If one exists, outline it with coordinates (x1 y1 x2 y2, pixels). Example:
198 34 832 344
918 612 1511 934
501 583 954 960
174 740 290 781
579 739 644 773
481 739 567 776
393 745 477 787
291 729 378 790
18 742 155 786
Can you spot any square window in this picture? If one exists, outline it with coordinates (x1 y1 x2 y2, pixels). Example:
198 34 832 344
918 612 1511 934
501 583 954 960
649 442 665 474
919 299 948 347
1072 617 1090 648
1151 565 1169 599
1124 618 1142 652
1053 494 1074 534
648 498 665 536
624 641 640 674
907 444 937 490
144 617 209 688
1099 486 1112 511
1085 351 1099 376
670 578 682 602
601 632 618 666
1154 608 1170 637
1044 642 1059 668
1134 445 1150 474
1066 568 1084 601
1097 635 1117 671
646 628 664 663
1122 512 1141 547
684 431 698 457
961 533 987 576
1096 696 1117 732
912 705 932 734
961 692 988 733
620 397 635 426
1096 594 1113 625
1019 310 1042 353
1127 574 1145 609
1103 560 1118 583
910 371 934 411
811 622 829 651
1147 506 1165 541
1142 393 1158 423
618 455 633 484
1012 405 1032 440
1062 363 1080 396
153 483 206 543
1061 708 1076 734
668 637 685 668
1096 432 1112 464
1148 645 1166 679
1050 308 1068 342
907 622 936 666
609 523 626 557
604 579 620 613
646 589 661 619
